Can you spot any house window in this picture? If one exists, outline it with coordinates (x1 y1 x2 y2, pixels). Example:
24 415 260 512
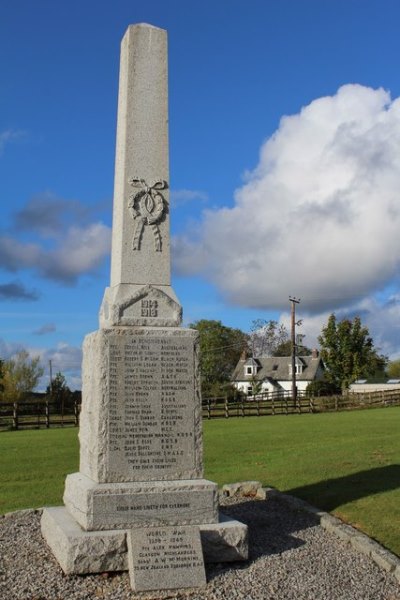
246 366 252 375
289 362 303 376
247 386 253 395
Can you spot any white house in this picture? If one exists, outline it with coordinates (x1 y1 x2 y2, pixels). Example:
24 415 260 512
231 350 325 396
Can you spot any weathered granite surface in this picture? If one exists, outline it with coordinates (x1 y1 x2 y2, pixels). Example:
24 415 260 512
41 23 248 588
64 473 218 531
41 507 248 575
79 327 203 483
99 24 179 329
127 525 206 592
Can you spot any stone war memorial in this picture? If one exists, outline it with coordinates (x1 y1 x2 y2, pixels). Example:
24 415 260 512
41 23 248 594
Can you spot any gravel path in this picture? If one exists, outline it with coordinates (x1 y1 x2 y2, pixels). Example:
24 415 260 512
1 495 399 600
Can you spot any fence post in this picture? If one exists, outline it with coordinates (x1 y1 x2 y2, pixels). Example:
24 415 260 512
224 395 229 418
335 396 338 411
46 399 50 428
241 398 245 417
207 398 211 420
13 402 18 430
74 399 79 426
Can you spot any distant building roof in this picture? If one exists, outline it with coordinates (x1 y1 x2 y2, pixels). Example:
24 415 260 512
232 355 323 382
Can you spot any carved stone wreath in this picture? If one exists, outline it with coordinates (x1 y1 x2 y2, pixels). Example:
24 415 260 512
128 177 168 251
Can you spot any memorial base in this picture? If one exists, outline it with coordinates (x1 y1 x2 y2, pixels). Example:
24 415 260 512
64 473 219 530
41 507 249 575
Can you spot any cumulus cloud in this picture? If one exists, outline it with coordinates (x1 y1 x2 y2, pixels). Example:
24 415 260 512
37 222 111 283
276 292 400 360
0 222 111 284
173 84 400 313
0 193 111 285
0 280 38 301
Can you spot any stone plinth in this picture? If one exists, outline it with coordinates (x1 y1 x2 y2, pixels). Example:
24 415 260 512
41 507 248 575
64 473 218 531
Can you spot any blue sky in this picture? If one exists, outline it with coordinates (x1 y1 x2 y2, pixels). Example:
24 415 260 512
2 0 400 389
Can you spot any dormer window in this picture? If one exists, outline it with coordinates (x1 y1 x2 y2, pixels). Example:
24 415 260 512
244 358 259 378
288 358 304 376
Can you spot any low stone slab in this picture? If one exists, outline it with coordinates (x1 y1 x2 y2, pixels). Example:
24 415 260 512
199 513 249 562
127 525 206 592
222 481 264 498
41 506 248 575
64 473 218 531
41 506 127 574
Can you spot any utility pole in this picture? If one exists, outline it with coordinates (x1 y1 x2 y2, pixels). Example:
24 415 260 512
289 297 300 408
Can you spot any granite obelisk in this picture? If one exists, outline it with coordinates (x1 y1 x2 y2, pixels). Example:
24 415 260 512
41 24 247 590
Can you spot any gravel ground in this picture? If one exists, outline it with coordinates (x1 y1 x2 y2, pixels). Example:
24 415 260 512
1 495 399 600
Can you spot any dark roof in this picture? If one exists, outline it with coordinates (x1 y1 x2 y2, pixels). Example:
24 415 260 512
232 355 324 382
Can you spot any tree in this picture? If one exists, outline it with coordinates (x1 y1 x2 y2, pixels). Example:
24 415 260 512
273 339 312 357
46 371 71 412
1 351 44 402
318 314 387 390
387 359 400 379
189 319 249 397
250 319 289 357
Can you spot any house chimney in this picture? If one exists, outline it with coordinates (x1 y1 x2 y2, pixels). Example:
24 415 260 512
240 348 248 360
312 348 319 359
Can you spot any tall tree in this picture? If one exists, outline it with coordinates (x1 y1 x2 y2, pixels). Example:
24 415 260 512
46 371 71 411
318 314 387 390
250 319 289 357
189 319 249 397
1 351 44 402
387 359 400 379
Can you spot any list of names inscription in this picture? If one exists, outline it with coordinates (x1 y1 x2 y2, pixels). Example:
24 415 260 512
107 334 196 479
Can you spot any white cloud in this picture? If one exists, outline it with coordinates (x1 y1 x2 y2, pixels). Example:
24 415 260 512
0 222 111 284
173 84 400 313
38 222 111 282
278 293 400 359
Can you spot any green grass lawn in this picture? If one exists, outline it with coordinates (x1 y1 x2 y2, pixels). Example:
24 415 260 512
1 407 400 555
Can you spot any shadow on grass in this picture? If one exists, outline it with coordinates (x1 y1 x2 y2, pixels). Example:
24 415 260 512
286 464 400 511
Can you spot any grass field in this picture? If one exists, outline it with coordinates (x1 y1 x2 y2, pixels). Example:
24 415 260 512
1 407 400 555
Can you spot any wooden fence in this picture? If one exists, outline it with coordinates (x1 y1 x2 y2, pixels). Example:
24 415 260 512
0 398 80 431
1 388 400 430
202 388 400 419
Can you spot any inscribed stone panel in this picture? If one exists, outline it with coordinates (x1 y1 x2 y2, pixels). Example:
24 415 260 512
127 525 206 592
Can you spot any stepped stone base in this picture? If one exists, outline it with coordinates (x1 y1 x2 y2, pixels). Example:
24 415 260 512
64 473 218 531
41 507 248 575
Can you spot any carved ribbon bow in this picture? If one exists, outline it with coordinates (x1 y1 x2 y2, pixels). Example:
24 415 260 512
128 178 167 251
